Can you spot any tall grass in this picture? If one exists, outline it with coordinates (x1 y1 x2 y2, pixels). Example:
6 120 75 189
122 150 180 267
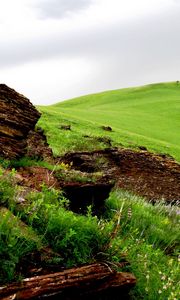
105 190 180 299
0 209 40 284
0 167 179 299
18 186 111 267
0 167 16 206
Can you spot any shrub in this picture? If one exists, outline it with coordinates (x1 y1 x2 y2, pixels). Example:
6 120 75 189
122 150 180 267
0 209 40 284
0 168 16 206
20 187 111 267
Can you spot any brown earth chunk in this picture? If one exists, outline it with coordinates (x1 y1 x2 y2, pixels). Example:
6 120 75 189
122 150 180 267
0 84 41 159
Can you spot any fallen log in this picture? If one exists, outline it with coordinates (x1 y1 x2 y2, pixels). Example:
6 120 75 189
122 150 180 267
0 263 136 299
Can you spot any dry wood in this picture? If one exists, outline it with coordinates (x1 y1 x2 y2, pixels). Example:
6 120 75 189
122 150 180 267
0 263 136 300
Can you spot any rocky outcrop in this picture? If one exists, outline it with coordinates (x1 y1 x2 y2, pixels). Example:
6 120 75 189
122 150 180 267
59 148 180 203
0 84 41 159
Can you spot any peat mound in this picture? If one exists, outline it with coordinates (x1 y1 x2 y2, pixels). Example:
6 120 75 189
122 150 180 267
59 148 180 203
13 148 180 213
26 127 53 161
0 84 40 159
112 149 180 202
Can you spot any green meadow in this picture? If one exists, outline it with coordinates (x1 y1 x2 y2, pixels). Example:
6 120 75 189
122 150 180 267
0 173 179 299
0 82 179 299
38 82 180 161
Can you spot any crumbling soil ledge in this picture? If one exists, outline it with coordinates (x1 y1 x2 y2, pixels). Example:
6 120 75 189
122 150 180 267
14 147 180 214
0 84 40 159
59 148 180 203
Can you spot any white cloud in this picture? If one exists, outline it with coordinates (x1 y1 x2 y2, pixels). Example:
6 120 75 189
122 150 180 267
32 0 94 19
0 0 179 104
1 57 95 104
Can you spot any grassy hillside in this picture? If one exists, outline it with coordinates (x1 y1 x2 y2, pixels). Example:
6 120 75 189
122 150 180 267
38 82 180 161
0 169 179 299
0 82 179 299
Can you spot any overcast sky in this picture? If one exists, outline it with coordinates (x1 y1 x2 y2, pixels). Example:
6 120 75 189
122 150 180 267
0 0 180 104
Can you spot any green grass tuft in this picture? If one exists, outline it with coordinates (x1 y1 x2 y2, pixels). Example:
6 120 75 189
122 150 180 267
105 190 180 299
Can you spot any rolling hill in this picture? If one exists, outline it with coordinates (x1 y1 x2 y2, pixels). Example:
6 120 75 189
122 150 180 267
0 82 179 299
38 82 180 161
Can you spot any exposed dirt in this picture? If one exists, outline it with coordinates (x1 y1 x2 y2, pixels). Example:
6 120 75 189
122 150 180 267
16 147 180 210
59 148 180 203
111 148 180 203
16 166 59 190
26 127 53 161
61 182 114 214
0 84 41 159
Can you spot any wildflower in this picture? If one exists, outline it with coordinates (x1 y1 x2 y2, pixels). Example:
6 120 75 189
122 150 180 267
127 208 132 219
168 259 173 265
167 281 172 287
146 274 150 280
161 275 166 280
176 209 180 216
158 290 162 294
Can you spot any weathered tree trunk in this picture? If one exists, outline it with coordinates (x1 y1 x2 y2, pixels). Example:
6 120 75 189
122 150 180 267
0 263 136 300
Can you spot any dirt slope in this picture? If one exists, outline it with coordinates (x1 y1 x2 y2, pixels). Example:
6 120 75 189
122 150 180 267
16 147 180 205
